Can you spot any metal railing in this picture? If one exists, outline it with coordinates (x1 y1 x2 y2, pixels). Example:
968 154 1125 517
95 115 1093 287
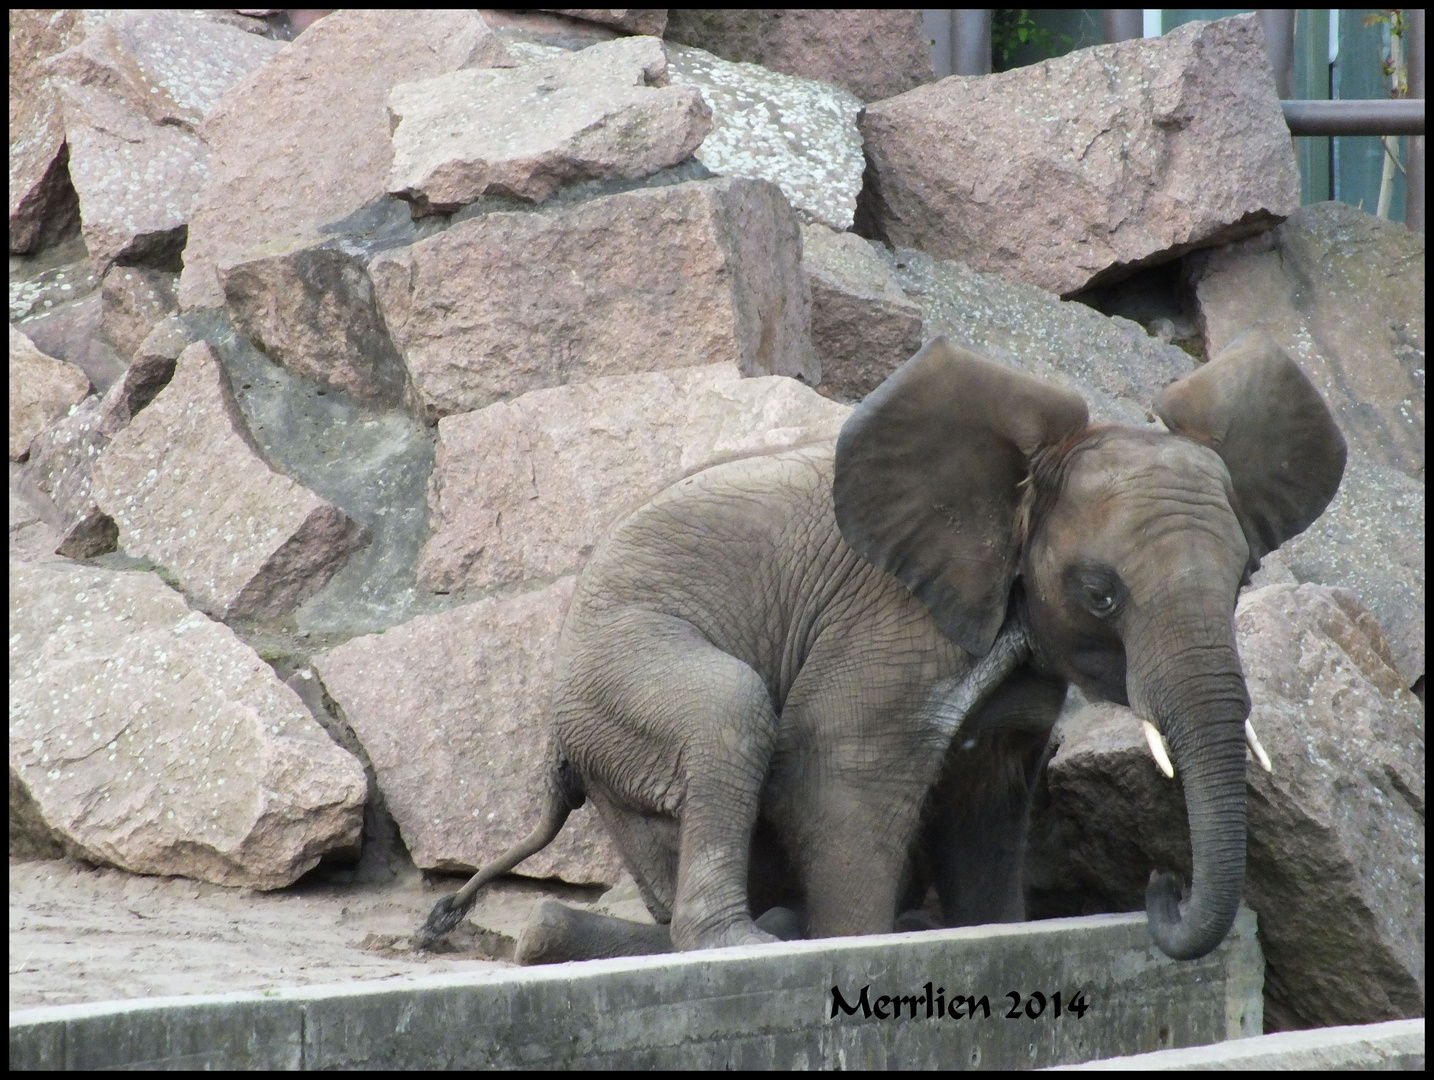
936 9 1426 231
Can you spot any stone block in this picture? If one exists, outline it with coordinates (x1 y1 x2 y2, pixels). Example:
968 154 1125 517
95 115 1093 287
388 36 710 213
417 364 850 593
802 224 923 402
313 576 624 883
370 177 816 420
9 561 367 889
9 324 90 461
90 341 368 620
177 9 513 310
860 15 1299 296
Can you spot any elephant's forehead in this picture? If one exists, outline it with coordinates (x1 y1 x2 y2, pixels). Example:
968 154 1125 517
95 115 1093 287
1061 430 1232 505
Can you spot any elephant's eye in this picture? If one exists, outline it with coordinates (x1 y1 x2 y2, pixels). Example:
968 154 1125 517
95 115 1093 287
1066 565 1124 618
1086 588 1117 615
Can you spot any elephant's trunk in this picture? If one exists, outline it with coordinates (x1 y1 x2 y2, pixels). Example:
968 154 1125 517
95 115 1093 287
1131 635 1250 962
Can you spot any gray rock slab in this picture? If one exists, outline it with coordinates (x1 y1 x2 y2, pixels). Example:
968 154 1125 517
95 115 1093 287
860 15 1299 296
90 341 368 620
185 310 441 640
9 324 90 461
44 11 282 271
1278 451 1424 687
312 575 624 883
1027 584 1425 1030
664 9 934 103
1192 201 1425 482
7 910 1263 1069
370 176 816 421
887 247 1196 427
418 364 849 594
8 237 99 324
178 10 513 310
665 43 865 231
802 224 923 402
8 560 367 889
388 35 711 213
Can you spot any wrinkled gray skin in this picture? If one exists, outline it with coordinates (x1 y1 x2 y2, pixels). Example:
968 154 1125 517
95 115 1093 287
420 331 1345 964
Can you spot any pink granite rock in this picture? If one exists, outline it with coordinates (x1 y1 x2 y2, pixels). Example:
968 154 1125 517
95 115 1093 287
387 35 711 213
99 266 178 362
9 325 90 461
801 224 923 403
312 576 623 883
664 9 934 102
417 364 850 594
860 14 1300 296
43 11 282 270
178 9 514 310
370 177 817 421
542 10 669 36
220 245 414 409
90 342 368 620
23 345 180 559
8 9 86 254
9 561 367 889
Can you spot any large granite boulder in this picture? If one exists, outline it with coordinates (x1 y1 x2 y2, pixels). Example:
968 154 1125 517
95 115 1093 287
664 9 934 103
1191 201 1425 482
177 9 514 310
1027 584 1425 1030
9 561 367 888
9 325 90 461
418 364 850 594
860 15 1299 296
90 342 368 620
802 224 923 402
43 10 282 271
313 576 623 884
369 177 816 421
387 35 711 214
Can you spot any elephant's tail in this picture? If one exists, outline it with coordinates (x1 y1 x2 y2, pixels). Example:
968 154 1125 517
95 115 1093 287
415 754 586 946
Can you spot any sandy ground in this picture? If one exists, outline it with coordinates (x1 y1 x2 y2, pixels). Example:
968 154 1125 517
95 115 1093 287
8 856 631 1011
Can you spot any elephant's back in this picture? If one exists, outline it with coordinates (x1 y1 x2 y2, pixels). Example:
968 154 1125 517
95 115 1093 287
566 444 867 686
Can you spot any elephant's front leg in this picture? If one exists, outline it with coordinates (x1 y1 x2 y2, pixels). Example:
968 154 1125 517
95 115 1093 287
793 785 914 938
924 667 1065 925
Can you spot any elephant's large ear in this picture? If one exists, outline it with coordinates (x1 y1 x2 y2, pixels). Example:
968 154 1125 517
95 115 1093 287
834 338 1088 656
1156 328 1346 559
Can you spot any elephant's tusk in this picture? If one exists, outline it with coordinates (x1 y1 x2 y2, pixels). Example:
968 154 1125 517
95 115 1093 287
1142 720 1175 779
1245 718 1273 773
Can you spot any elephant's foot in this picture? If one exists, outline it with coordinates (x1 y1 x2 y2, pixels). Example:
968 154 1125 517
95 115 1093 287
515 899 673 965
754 905 807 941
677 918 780 951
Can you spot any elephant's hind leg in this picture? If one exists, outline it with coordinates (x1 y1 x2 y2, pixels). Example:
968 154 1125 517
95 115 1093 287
565 607 781 953
516 900 672 965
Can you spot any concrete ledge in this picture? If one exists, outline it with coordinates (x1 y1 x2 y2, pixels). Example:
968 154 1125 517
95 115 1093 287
1049 1017 1425 1071
10 910 1262 1070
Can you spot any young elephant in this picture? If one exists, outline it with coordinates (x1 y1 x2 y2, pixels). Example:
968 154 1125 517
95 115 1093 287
419 330 1345 964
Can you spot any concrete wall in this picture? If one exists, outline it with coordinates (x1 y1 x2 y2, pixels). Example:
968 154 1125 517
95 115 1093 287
1050 1017 1426 1070
10 911 1262 1070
